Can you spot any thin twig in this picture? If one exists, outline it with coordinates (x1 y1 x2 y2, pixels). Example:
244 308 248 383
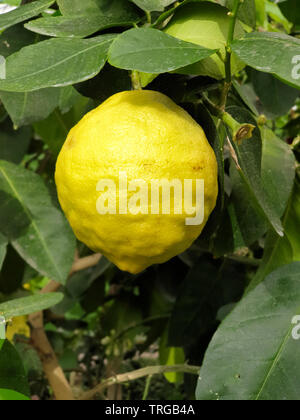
225 254 261 267
80 364 201 401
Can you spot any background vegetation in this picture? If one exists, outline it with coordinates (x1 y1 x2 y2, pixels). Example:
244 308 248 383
0 0 299 401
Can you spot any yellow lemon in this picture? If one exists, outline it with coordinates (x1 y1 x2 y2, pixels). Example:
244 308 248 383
55 90 218 274
164 2 245 80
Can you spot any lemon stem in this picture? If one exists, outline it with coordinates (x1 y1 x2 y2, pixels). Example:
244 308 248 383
225 0 243 83
131 71 142 90
202 93 255 144
145 10 152 25
222 112 255 145
219 0 243 111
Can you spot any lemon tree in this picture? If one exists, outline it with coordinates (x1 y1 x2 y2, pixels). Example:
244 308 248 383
0 0 299 402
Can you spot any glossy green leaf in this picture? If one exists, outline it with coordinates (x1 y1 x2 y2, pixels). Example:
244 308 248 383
108 28 217 73
57 0 102 15
0 293 63 319
0 88 60 128
228 107 284 241
67 256 111 299
0 339 29 397
232 32 300 89
196 262 300 400
250 70 299 118
0 232 7 270
34 95 90 156
131 0 176 12
0 160 76 284
0 119 31 163
25 14 138 39
261 128 296 218
0 389 30 401
58 86 82 114
0 24 40 59
0 35 115 92
233 81 260 116
169 260 247 348
230 126 295 246
57 0 138 17
0 0 55 31
249 178 300 291
14 341 43 376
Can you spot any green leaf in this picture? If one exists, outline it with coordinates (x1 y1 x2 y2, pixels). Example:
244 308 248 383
0 160 76 284
228 107 284 240
14 341 43 375
0 232 7 271
261 128 296 218
231 32 300 89
34 95 90 156
33 110 71 156
0 88 60 128
233 81 260 116
196 262 300 400
230 126 295 246
0 119 31 163
0 35 115 92
0 23 41 59
0 0 55 31
0 389 30 401
57 0 102 15
250 70 299 118
58 86 82 114
131 0 176 12
0 339 29 397
57 0 138 17
249 177 300 291
25 14 138 39
0 293 63 319
109 28 217 73
67 256 111 299
169 260 247 348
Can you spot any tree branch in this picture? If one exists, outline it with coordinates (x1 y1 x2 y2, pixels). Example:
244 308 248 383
80 364 201 401
28 253 102 400
41 253 102 294
28 310 74 401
